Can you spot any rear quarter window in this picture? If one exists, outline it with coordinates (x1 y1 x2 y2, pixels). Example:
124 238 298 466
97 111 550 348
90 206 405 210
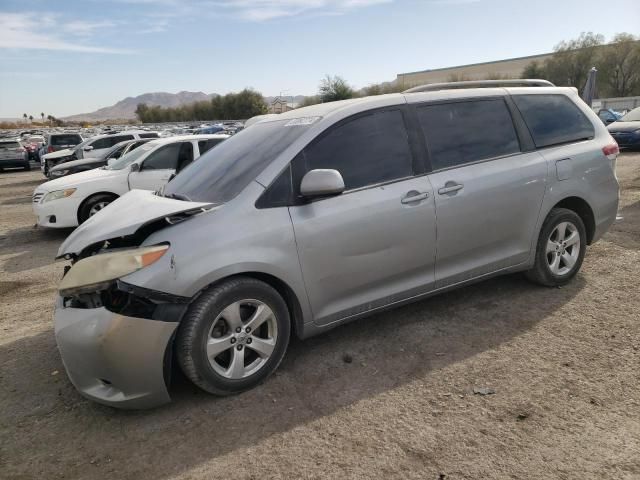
512 94 594 148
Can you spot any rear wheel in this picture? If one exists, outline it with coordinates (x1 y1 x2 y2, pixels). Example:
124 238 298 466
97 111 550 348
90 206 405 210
23 161 31 171
525 208 586 286
78 193 117 224
176 277 290 396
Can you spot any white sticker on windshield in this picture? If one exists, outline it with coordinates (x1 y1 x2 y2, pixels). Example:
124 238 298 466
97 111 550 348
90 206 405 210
284 116 321 127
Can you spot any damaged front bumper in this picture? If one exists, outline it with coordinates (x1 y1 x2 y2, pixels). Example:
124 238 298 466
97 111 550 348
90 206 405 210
54 285 187 409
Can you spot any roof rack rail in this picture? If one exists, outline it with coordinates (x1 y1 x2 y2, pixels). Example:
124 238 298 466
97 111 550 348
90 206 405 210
403 79 555 93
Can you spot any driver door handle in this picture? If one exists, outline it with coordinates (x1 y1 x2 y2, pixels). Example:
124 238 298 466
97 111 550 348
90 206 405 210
401 191 429 204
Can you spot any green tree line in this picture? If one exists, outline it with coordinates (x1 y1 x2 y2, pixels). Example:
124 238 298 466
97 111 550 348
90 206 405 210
522 32 640 97
135 88 267 123
305 32 640 107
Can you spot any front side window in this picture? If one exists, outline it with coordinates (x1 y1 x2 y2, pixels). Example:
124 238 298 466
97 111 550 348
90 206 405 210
90 137 114 150
106 145 126 159
198 138 225 155
417 99 520 171
142 143 183 170
512 94 594 148
112 135 135 144
298 109 414 190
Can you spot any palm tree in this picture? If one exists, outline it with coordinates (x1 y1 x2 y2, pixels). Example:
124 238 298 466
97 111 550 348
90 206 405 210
23 113 27 124
28 115 33 124
47 115 53 126
40 112 45 123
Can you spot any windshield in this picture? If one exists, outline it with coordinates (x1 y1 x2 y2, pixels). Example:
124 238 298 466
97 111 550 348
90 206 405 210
163 118 314 204
620 108 640 122
106 143 155 170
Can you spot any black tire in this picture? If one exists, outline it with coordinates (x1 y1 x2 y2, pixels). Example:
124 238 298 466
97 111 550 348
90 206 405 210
176 277 291 396
23 162 31 171
525 208 587 287
77 193 117 224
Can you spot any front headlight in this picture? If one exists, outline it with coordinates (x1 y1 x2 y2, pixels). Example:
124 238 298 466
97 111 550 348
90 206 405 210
59 244 169 297
49 170 68 177
43 188 76 202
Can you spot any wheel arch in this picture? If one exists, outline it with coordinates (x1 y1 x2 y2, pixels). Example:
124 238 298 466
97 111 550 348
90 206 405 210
550 196 596 245
76 191 120 224
191 272 305 340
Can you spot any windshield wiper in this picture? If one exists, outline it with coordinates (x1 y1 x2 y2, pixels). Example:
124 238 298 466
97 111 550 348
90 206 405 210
163 192 191 202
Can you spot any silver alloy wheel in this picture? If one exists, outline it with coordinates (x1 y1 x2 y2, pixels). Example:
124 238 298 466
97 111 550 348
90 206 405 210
206 299 278 379
88 201 111 217
545 221 580 276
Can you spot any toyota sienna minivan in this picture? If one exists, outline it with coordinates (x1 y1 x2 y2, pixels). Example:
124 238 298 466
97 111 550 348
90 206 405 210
54 81 620 408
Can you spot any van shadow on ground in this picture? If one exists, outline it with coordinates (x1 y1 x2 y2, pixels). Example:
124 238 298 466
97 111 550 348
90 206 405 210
1 273 585 479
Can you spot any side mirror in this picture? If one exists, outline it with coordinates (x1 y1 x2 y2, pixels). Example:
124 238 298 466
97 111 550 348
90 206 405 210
130 162 140 172
300 169 345 198
83 145 94 151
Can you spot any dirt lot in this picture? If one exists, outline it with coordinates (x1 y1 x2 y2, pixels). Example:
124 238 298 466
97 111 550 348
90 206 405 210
1 154 639 480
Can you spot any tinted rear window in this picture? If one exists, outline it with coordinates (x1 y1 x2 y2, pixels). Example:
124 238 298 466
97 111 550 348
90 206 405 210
416 99 520 170
50 134 82 146
139 133 160 138
0 141 20 149
512 94 594 148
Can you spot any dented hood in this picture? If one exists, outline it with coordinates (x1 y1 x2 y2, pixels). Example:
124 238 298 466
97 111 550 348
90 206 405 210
58 189 214 257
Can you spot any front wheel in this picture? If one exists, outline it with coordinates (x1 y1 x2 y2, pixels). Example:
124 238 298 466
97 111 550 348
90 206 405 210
78 193 117 224
176 277 291 396
525 208 587 287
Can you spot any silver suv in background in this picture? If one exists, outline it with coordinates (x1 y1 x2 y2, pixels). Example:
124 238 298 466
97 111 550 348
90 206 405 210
53 82 620 408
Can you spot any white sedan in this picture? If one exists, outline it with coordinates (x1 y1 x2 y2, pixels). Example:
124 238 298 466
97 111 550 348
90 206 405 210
32 134 228 228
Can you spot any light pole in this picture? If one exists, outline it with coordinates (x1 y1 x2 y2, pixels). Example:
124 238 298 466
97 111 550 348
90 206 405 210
280 89 290 113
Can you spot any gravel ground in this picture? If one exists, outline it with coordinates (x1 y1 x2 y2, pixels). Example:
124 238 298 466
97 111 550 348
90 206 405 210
1 154 639 480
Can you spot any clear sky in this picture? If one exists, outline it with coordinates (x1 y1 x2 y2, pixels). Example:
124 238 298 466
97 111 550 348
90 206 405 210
0 0 638 117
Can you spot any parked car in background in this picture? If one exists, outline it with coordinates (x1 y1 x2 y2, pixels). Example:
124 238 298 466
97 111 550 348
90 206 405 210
41 130 159 176
41 133 84 158
51 83 620 409
607 106 640 149
33 134 228 227
22 135 45 160
48 139 153 179
194 125 225 134
0 138 30 171
597 108 623 125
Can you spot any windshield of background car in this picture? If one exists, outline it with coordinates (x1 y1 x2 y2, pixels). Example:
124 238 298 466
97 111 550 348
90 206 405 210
620 108 640 122
106 142 156 170
163 118 317 204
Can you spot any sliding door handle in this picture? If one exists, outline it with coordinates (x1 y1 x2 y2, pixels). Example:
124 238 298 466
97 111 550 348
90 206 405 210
401 191 429 204
438 183 463 195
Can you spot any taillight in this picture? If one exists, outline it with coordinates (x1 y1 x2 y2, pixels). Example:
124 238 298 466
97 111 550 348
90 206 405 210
602 142 619 160
47 146 54 153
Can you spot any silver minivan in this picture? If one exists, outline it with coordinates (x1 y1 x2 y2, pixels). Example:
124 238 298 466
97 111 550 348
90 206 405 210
54 82 620 408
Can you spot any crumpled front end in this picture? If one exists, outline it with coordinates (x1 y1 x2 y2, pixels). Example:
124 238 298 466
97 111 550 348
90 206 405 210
54 292 182 409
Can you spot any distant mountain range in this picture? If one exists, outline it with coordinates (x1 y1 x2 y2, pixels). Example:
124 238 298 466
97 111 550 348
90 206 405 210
63 91 306 122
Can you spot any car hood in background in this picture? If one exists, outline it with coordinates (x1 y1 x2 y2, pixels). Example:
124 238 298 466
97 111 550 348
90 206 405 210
49 157 106 172
42 148 75 160
38 166 127 191
607 121 640 133
57 189 215 256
